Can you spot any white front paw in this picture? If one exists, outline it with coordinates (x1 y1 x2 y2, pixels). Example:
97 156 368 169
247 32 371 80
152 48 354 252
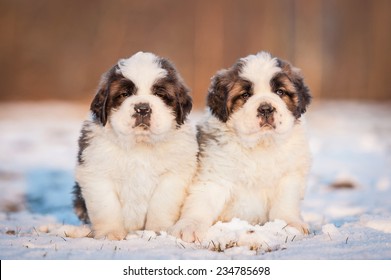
287 220 310 235
168 219 209 243
93 228 127 240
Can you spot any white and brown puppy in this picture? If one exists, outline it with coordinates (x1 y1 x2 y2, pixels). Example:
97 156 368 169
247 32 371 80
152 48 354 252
73 52 198 240
170 51 312 243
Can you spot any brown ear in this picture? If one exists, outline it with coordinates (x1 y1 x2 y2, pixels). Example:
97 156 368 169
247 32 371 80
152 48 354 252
90 67 118 126
175 84 192 125
159 57 192 125
206 70 230 122
90 86 109 126
292 72 311 118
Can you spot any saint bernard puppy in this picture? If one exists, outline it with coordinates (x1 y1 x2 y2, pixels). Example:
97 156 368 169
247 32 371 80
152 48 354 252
73 52 198 240
170 51 312 243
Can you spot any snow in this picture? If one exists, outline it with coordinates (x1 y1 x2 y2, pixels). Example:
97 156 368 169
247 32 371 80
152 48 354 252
1 100 391 260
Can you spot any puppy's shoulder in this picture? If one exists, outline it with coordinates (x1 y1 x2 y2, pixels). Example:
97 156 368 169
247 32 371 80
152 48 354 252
276 121 311 166
287 120 311 149
77 119 122 166
196 113 231 146
77 120 101 164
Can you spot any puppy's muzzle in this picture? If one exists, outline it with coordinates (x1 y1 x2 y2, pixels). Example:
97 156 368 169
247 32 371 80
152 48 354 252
257 103 276 128
133 103 152 128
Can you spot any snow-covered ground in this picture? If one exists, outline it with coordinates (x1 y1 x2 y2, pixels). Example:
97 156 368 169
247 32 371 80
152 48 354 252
0 101 390 259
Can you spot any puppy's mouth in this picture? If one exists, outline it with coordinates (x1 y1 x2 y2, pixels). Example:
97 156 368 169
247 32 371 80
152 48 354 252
259 121 276 130
258 116 276 130
133 115 151 130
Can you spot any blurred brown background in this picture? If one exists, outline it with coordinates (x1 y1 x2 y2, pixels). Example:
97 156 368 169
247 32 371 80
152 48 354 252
1 0 390 107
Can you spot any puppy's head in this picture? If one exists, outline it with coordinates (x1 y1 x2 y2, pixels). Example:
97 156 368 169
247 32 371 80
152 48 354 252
90 52 192 143
207 51 311 144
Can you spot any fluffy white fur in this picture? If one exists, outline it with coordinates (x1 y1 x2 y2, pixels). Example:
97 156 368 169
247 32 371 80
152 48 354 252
75 52 198 240
118 52 167 96
169 52 311 243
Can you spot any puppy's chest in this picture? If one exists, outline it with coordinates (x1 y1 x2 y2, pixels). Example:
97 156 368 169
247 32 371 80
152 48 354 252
89 142 168 195
235 147 289 188
114 150 166 186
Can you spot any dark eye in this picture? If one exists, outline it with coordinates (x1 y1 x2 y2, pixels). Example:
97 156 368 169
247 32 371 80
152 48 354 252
154 86 167 98
154 91 165 98
120 91 131 98
241 92 252 100
275 89 286 96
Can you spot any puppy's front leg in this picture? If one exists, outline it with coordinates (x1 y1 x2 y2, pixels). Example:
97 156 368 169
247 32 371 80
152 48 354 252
169 182 231 243
145 174 190 232
268 172 309 234
81 179 127 240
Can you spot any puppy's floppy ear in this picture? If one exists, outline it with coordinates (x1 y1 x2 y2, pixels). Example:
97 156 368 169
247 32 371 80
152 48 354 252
159 57 192 125
277 59 311 118
292 71 311 118
175 84 192 125
207 70 230 122
90 66 117 126
90 85 109 126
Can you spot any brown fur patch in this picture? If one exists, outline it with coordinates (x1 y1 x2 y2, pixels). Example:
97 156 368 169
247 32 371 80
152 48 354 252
73 182 90 224
158 58 192 125
227 79 253 114
90 66 129 126
274 58 311 118
207 60 255 122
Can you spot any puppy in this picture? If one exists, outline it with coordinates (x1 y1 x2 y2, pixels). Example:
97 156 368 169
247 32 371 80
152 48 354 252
73 52 198 240
170 51 312 242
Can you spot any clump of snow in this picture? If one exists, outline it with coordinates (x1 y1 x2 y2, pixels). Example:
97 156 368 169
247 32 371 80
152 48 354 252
322 223 345 240
360 216 391 234
1 101 391 259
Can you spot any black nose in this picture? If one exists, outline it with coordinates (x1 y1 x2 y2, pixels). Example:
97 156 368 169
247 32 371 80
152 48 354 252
258 103 275 117
134 103 152 116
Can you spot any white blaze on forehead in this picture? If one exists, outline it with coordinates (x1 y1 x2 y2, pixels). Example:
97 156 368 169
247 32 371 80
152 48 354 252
239 52 281 93
117 52 167 95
